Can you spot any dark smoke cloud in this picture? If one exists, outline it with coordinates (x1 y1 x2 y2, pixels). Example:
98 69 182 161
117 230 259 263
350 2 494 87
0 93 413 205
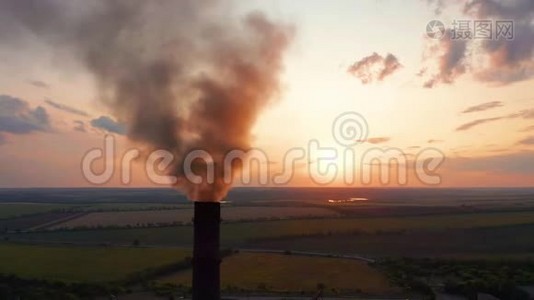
0 94 50 135
348 52 402 84
462 101 503 113
90 116 125 135
45 99 89 117
0 0 293 201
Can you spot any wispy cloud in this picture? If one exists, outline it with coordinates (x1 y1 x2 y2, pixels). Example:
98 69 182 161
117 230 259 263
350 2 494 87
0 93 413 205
462 101 503 113
0 94 51 135
356 137 392 144
518 136 534 145
509 108 534 119
456 117 504 131
424 0 447 15
45 99 89 117
28 80 49 89
348 52 402 84
520 125 534 132
365 137 391 144
456 108 534 131
90 116 126 135
73 120 86 132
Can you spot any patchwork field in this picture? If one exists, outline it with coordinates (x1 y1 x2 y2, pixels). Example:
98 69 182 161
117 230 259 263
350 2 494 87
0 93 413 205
48 206 340 229
9 210 534 250
160 252 400 295
1 188 534 299
0 243 191 282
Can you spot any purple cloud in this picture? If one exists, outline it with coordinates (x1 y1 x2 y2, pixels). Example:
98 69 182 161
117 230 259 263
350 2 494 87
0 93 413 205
90 116 126 135
0 95 51 135
462 101 503 113
45 99 89 117
348 52 402 84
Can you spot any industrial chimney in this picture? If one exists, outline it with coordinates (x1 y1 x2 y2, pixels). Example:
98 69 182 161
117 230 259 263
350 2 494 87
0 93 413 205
192 201 221 300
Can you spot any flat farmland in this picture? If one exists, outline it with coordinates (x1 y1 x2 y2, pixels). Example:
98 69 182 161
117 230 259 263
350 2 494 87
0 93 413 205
160 252 400 295
49 206 340 229
10 210 534 248
0 203 75 219
0 212 84 231
0 243 191 282
249 223 534 258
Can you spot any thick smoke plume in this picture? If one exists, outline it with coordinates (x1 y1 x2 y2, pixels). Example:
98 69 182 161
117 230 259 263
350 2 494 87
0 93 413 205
0 0 293 201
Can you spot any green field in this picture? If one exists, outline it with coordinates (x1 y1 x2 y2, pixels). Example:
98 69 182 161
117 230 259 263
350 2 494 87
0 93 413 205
161 252 400 295
0 203 75 219
0 243 191 282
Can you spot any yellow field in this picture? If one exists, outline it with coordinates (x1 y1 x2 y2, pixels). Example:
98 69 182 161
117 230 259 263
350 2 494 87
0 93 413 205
161 252 399 295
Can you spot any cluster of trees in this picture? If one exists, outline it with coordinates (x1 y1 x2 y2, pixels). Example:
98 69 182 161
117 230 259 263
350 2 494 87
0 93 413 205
47 221 192 232
377 258 534 300
42 215 339 233
444 280 530 299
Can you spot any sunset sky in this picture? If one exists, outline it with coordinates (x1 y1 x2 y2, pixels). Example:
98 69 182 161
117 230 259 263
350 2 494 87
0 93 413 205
0 0 533 188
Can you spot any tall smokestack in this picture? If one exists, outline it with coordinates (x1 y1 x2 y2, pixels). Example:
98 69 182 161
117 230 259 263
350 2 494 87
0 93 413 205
0 3 291 297
193 201 221 300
